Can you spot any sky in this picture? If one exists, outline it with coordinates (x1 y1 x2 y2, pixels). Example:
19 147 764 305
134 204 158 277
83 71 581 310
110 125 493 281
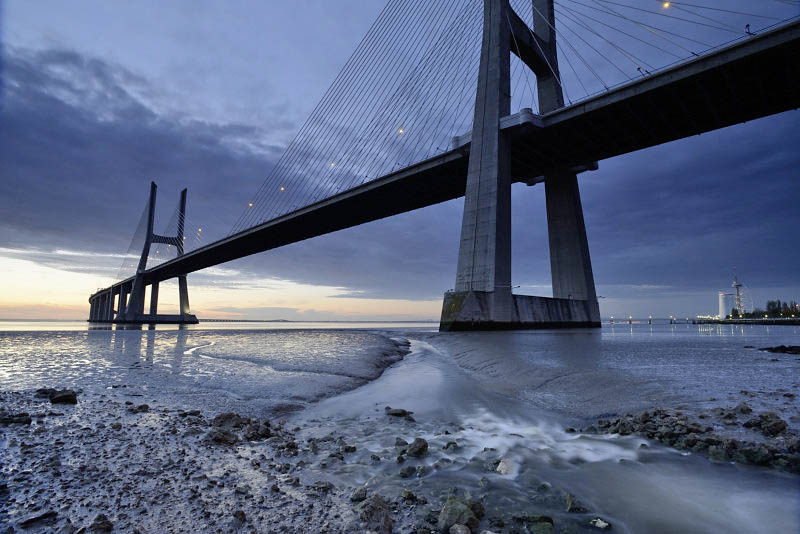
1 0 798 321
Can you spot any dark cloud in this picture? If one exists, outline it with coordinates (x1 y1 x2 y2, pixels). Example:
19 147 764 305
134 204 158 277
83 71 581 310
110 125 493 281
1 45 798 317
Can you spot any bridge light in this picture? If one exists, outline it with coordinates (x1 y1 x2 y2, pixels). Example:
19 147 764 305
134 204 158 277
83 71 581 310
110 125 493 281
280 186 285 191
663 1 670 8
248 202 253 207
198 228 202 232
329 162 335 167
398 128 405 134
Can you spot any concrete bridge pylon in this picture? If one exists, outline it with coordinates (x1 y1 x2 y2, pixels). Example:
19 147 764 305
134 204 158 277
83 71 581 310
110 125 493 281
440 0 600 330
89 182 198 325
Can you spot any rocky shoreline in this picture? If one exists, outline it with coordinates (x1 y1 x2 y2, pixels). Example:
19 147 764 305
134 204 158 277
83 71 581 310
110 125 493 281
1 342 798 533
1 388 622 534
583 401 798 474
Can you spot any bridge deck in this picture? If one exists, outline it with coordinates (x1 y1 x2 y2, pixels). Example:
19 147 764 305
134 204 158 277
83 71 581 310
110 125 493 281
94 20 799 296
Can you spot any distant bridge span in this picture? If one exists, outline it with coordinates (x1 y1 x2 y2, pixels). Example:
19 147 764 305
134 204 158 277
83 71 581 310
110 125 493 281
89 15 799 327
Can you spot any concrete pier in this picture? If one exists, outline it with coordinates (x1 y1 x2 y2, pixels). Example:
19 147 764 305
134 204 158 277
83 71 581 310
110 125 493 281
440 0 600 330
452 0 514 323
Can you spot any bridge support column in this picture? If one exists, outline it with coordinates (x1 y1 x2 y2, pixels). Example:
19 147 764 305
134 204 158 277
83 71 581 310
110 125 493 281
441 0 600 330
545 172 600 322
178 276 191 317
149 282 159 315
535 0 600 325
118 287 128 320
442 0 514 330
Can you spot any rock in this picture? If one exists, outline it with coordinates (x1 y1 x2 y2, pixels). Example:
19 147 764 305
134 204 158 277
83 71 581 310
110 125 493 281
312 480 335 492
211 412 250 428
49 390 78 404
449 525 471 534
395 437 409 447
758 413 787 436
207 429 238 445
512 514 554 534
707 445 728 462
359 494 393 534
399 465 416 478
566 493 589 513
351 486 368 502
495 458 513 475
110 422 122 430
0 413 32 425
89 513 113 532
589 517 612 530
742 417 760 428
19 510 57 527
443 441 459 451
759 345 800 354
243 421 271 440
438 496 479 532
128 404 149 413
35 388 57 398
733 402 752 414
341 444 357 453
401 489 417 502
56 519 76 534
737 445 773 465
407 438 428 457
385 407 412 417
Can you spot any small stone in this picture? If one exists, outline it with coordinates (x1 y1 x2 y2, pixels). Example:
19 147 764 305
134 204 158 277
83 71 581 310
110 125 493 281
759 412 787 436
496 458 513 475
450 525 471 534
438 496 479 532
128 403 149 413
351 486 368 502
212 412 250 429
401 489 417 502
89 513 113 532
312 480 334 492
566 493 589 513
399 465 416 478
589 517 612 530
512 514 553 534
207 429 238 445
407 438 428 457
49 390 78 404
19 510 57 527
395 437 409 447
386 408 412 417
359 494 393 534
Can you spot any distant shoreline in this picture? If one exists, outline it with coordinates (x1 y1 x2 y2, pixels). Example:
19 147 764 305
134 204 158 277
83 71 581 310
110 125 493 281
0 318 439 323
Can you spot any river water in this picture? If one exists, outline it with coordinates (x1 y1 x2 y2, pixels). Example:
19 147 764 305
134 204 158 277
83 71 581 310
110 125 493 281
0 320 798 532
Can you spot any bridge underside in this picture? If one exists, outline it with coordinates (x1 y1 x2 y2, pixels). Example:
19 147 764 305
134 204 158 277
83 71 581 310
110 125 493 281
90 21 799 325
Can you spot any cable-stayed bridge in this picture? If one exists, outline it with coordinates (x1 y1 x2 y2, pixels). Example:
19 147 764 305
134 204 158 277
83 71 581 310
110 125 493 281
88 0 800 329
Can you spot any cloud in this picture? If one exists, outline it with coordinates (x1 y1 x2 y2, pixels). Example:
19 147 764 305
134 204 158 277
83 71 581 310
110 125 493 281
0 45 798 319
